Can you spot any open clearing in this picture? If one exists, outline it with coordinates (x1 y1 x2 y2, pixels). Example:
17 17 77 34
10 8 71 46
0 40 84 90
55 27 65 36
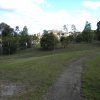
0 43 100 100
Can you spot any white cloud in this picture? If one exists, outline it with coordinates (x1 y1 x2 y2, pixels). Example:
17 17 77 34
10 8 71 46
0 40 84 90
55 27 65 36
0 0 44 33
0 0 98 34
46 4 52 8
0 0 43 12
34 0 45 4
82 1 100 10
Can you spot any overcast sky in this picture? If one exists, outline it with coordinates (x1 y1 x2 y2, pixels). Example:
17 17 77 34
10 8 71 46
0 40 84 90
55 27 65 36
0 0 100 34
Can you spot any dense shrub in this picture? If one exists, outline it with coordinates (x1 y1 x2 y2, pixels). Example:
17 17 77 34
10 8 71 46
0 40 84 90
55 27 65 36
75 34 83 43
40 32 58 50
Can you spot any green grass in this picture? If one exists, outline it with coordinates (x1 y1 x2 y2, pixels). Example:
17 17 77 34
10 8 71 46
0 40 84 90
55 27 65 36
82 53 100 100
0 43 98 59
0 51 85 100
0 43 100 100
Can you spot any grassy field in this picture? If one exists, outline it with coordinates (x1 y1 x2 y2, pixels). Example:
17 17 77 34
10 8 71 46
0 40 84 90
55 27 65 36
0 43 100 100
82 52 100 100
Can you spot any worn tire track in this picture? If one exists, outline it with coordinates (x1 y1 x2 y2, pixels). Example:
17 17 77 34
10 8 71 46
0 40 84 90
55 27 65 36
44 57 88 100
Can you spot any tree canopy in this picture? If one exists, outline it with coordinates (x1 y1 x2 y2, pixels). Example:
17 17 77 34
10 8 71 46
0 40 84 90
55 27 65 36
96 21 100 41
82 21 94 42
40 31 58 50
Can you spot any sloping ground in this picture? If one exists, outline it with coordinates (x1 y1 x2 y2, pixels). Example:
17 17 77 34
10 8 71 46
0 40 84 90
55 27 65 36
0 50 88 100
82 54 100 100
0 44 100 100
44 57 88 100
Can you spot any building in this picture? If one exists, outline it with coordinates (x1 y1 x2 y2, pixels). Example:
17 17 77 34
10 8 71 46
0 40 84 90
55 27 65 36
48 29 70 39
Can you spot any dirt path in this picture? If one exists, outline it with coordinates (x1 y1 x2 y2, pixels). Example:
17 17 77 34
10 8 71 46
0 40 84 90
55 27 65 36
44 57 88 100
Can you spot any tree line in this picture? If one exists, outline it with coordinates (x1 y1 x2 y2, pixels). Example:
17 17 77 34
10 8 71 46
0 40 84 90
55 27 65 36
0 23 32 55
0 21 100 55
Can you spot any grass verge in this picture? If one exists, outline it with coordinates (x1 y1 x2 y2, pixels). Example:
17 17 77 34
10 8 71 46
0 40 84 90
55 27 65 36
0 43 100 100
82 53 100 100
0 50 88 100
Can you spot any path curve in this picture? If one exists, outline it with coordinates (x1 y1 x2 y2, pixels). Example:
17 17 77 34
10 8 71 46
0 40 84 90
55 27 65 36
44 57 88 100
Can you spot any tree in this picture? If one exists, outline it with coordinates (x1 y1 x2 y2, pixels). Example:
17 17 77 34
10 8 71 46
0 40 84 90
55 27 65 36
71 24 77 38
2 36 17 54
60 36 69 48
71 24 76 33
0 22 17 54
75 34 83 43
21 26 28 35
84 21 91 30
40 31 58 50
19 26 31 49
63 25 68 33
82 21 94 42
32 34 39 47
14 26 19 37
96 21 100 41
0 22 9 33
0 23 14 37
60 35 74 48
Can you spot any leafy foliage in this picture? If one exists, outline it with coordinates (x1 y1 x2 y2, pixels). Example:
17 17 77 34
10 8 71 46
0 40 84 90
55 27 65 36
82 31 94 42
19 26 31 49
60 36 70 48
75 34 83 43
40 31 58 50
32 34 39 47
0 23 32 54
96 21 100 41
2 37 17 54
82 21 94 42
0 22 17 55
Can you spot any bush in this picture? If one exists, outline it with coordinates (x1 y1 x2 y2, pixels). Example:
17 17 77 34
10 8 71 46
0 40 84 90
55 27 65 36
2 37 17 55
60 36 69 48
19 35 32 49
82 30 94 42
75 34 83 43
96 29 100 41
40 32 58 50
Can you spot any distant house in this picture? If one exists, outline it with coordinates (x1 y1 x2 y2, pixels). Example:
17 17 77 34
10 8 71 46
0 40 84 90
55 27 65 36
31 33 41 46
48 29 71 39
